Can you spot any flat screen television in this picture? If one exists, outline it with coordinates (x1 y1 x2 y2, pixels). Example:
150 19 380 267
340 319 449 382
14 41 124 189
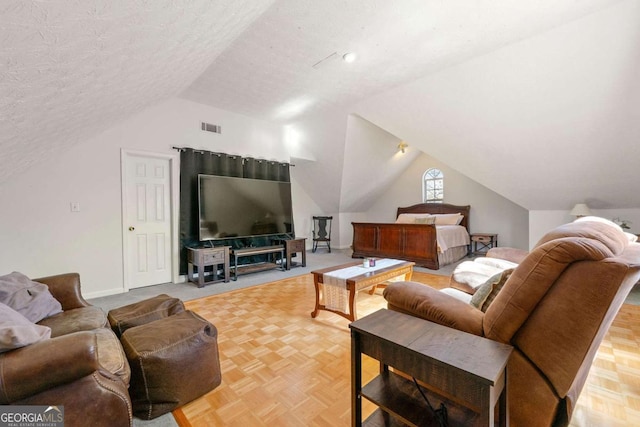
198 174 294 241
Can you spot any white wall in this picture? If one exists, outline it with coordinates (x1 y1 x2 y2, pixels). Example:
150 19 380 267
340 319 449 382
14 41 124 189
0 98 288 297
340 115 419 212
289 169 323 249
336 212 368 249
361 153 529 250
285 109 349 215
529 208 640 248
332 114 421 249
352 1 640 211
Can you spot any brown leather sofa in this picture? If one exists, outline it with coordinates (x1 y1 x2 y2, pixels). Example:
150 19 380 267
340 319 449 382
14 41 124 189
383 218 640 426
0 273 133 427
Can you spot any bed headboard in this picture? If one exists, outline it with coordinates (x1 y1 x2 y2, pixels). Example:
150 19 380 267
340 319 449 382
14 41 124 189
396 203 471 231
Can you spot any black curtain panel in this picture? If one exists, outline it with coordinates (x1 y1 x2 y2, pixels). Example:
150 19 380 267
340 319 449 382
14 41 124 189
179 149 243 274
243 158 290 181
269 161 290 182
178 148 290 274
243 157 264 179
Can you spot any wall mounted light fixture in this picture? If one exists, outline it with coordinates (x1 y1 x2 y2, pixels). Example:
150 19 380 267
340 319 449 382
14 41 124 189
398 141 408 153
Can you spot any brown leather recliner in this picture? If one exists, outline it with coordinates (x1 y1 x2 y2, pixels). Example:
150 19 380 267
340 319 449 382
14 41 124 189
0 273 132 427
383 217 640 426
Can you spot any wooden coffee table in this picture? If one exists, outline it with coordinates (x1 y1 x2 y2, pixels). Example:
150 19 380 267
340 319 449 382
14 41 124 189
310 259 414 321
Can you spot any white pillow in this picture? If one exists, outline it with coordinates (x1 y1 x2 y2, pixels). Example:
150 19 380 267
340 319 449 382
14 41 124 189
433 213 463 225
0 303 51 353
395 213 433 224
415 216 436 225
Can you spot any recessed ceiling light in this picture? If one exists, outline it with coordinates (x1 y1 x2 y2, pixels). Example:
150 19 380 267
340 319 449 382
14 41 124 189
342 52 357 63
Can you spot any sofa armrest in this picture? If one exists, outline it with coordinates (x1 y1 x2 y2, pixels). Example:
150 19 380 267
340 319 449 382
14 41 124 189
383 281 484 336
0 331 101 403
486 247 529 264
34 273 90 310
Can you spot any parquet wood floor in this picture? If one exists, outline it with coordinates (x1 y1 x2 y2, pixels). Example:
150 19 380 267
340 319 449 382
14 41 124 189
173 272 640 427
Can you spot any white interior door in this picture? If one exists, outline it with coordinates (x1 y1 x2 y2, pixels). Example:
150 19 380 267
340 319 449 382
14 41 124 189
123 153 172 289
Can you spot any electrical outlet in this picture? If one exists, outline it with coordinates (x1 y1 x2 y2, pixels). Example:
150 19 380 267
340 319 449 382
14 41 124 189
70 202 80 212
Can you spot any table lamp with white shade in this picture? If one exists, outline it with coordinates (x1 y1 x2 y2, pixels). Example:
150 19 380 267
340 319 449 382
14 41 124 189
570 203 592 218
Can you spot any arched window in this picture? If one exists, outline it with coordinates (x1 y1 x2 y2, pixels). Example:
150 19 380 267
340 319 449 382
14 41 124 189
422 168 444 203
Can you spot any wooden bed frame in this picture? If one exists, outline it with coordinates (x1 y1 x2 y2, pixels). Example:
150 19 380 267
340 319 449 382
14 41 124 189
351 203 471 270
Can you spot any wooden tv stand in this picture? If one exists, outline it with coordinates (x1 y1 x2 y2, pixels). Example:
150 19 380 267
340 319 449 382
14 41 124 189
231 245 285 281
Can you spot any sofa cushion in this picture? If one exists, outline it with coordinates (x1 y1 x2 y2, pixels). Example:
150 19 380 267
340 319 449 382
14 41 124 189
395 213 432 224
538 217 627 255
383 281 484 335
483 237 613 344
433 213 463 225
415 216 436 225
470 269 514 312
469 278 494 310
0 272 62 322
37 306 108 337
94 328 131 385
0 304 51 352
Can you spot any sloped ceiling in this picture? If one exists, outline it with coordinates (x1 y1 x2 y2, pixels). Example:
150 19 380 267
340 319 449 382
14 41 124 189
354 0 640 210
1 0 636 211
0 0 275 184
183 0 622 122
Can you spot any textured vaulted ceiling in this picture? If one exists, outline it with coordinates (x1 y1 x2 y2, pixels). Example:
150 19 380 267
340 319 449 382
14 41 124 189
0 0 275 184
1 0 637 211
182 0 621 122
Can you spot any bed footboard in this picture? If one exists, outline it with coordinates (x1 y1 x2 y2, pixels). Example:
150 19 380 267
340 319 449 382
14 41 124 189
351 222 439 269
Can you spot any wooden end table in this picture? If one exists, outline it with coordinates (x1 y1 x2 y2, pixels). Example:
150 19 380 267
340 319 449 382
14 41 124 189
351 309 513 427
310 260 414 321
470 233 498 255
274 238 306 270
187 246 230 287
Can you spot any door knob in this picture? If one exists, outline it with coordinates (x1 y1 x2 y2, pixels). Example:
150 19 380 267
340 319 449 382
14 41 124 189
129 226 135 231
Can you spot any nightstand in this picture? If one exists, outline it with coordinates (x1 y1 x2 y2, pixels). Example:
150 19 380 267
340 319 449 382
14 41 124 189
470 233 498 255
270 237 307 270
187 246 230 287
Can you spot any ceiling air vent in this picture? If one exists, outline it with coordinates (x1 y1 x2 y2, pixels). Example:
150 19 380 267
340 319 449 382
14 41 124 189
201 122 222 134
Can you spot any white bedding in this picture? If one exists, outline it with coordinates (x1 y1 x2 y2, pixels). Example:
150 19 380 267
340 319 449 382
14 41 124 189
436 225 470 252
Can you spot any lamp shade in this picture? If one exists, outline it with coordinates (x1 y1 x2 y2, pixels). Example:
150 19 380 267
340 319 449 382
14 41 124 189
570 203 591 217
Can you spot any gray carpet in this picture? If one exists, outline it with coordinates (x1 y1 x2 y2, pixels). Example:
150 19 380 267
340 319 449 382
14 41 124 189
90 248 363 312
